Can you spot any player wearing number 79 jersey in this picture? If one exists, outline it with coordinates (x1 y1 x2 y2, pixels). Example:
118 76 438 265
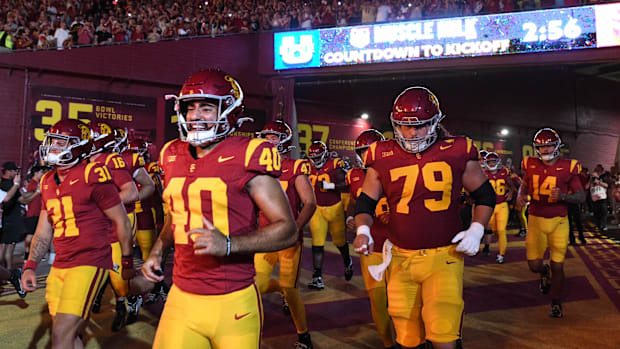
517 127 584 318
142 69 297 349
353 87 495 349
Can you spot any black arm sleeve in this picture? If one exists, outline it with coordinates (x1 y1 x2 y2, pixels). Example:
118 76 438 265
470 180 496 208
354 192 378 217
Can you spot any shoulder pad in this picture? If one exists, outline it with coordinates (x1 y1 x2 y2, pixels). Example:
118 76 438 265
85 162 114 185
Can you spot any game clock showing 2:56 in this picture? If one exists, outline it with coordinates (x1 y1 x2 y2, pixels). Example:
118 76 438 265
522 17 582 43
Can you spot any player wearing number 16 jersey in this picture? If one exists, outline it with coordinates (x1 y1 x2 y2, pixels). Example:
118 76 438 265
517 128 584 318
354 87 494 349
21 119 134 349
483 152 513 264
142 69 297 349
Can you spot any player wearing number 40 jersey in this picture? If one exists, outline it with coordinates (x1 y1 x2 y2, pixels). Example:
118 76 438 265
142 69 297 349
21 119 134 349
517 128 584 319
354 87 494 349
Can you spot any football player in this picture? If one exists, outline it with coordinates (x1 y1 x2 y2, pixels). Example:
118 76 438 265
89 120 140 331
482 152 513 264
141 69 297 349
517 128 585 318
353 87 495 349
510 170 528 237
346 129 396 349
254 120 317 349
307 140 352 290
21 119 134 348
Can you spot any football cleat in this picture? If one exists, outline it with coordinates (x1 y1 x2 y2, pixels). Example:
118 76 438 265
539 264 551 294
158 281 170 303
9 269 26 298
126 295 143 325
111 300 127 332
517 229 527 238
308 276 324 290
344 258 354 281
496 254 505 264
550 303 563 318
295 341 313 349
280 293 290 316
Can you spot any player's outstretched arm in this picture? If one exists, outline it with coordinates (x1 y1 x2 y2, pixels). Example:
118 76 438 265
354 167 383 255
104 203 134 279
142 213 173 282
22 209 53 292
134 167 155 201
294 174 317 235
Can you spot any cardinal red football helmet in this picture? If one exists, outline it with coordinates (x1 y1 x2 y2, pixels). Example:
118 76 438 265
256 120 294 154
307 141 328 169
533 128 562 161
90 121 119 155
113 127 129 153
168 69 249 147
484 152 501 171
40 119 93 168
391 86 444 153
354 129 385 167
128 138 150 156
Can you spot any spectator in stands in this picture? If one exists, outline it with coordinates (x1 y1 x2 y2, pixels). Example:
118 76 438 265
78 21 95 45
16 28 33 50
361 0 377 23
53 21 69 50
0 23 15 51
376 0 392 22
147 26 161 42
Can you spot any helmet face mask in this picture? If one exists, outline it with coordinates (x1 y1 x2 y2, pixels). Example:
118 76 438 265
533 128 561 161
256 120 294 154
484 152 501 171
171 70 247 147
113 127 129 153
391 87 444 154
307 141 328 169
91 121 117 155
40 119 93 169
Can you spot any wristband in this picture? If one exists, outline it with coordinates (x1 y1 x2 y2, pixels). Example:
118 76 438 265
356 225 374 246
24 260 38 271
121 255 133 269
226 234 231 256
346 216 354 225
14 182 20 187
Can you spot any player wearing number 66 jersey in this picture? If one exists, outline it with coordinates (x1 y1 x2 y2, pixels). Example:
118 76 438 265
21 119 134 349
354 87 494 349
517 127 584 318
142 69 297 349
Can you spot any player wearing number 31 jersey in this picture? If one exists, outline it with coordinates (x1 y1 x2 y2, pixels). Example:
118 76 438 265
142 69 296 349
517 127 584 318
354 87 494 349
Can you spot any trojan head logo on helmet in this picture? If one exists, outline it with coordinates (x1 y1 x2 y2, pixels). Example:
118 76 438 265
533 127 562 161
355 129 385 167
256 120 295 154
90 121 118 155
40 119 93 168
166 69 251 147
484 152 501 171
307 141 328 169
391 86 444 153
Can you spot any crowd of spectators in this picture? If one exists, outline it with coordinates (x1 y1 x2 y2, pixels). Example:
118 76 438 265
0 0 616 51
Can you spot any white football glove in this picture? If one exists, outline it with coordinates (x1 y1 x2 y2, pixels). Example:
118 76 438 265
451 222 484 256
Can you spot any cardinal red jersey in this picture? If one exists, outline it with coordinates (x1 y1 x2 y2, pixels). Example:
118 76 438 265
159 136 283 295
121 151 146 213
25 179 42 217
137 161 164 230
259 158 310 241
521 157 583 218
365 137 478 250
309 158 346 206
346 168 389 253
40 161 120 269
90 152 134 243
485 167 511 204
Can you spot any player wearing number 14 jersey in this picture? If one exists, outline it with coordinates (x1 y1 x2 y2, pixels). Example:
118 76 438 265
142 69 296 349
21 119 134 349
517 127 584 318
353 87 495 349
